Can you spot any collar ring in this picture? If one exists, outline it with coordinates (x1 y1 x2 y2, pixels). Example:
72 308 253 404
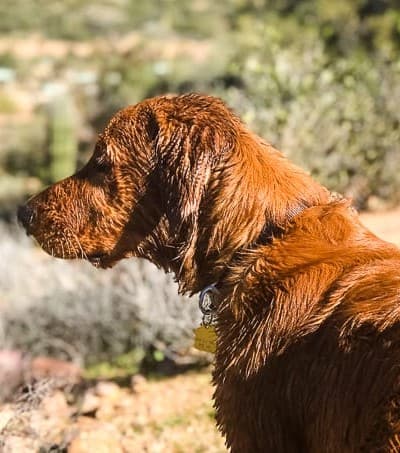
199 283 219 327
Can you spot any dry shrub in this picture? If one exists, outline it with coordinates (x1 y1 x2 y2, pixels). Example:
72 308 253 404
0 223 199 365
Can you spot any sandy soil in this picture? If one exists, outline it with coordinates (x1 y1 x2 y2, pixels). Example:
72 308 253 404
360 206 400 246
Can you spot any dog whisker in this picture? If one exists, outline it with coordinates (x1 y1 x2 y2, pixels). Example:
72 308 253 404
71 232 87 260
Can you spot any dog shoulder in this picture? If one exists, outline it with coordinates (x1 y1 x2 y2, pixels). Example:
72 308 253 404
331 258 400 334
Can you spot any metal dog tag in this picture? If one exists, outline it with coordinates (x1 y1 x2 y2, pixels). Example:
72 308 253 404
194 325 217 353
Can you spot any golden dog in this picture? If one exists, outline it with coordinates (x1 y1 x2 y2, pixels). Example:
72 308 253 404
19 94 400 452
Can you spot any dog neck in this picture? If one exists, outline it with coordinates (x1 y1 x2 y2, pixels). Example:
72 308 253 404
173 130 330 295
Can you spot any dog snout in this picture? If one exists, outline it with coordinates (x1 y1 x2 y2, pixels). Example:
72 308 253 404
17 204 36 232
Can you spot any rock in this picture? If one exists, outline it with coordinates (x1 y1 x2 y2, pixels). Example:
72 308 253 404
74 415 99 430
2 435 40 453
79 392 101 415
94 400 116 421
0 406 14 431
121 437 141 453
130 374 147 393
41 390 71 418
30 356 82 383
68 423 123 453
94 381 121 400
27 391 72 447
0 350 24 400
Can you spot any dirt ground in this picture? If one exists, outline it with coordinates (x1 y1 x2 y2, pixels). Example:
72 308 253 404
1 207 399 453
0 370 226 453
360 206 400 246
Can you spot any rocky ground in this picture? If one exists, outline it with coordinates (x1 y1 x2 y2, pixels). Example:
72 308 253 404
0 368 225 453
0 207 399 453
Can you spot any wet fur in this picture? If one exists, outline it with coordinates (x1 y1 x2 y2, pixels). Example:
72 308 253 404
21 94 400 452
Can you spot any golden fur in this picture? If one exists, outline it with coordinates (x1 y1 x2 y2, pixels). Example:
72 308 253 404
19 94 400 452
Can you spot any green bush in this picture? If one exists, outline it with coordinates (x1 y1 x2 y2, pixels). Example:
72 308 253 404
216 27 400 207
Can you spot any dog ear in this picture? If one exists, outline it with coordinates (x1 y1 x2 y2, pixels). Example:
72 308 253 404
154 118 234 290
156 123 218 222
137 103 213 230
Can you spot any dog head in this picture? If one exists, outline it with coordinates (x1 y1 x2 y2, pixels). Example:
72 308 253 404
18 93 328 293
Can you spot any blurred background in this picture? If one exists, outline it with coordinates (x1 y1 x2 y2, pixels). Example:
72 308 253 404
1 1 400 451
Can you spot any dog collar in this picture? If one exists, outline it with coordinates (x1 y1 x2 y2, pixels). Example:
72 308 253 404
194 284 220 353
199 283 219 326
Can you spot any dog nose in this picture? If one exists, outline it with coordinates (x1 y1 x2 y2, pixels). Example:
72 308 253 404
17 204 36 231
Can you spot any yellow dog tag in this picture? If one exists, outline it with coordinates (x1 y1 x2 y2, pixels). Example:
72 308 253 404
194 325 217 353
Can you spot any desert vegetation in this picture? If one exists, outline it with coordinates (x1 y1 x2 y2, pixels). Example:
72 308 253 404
0 224 198 365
